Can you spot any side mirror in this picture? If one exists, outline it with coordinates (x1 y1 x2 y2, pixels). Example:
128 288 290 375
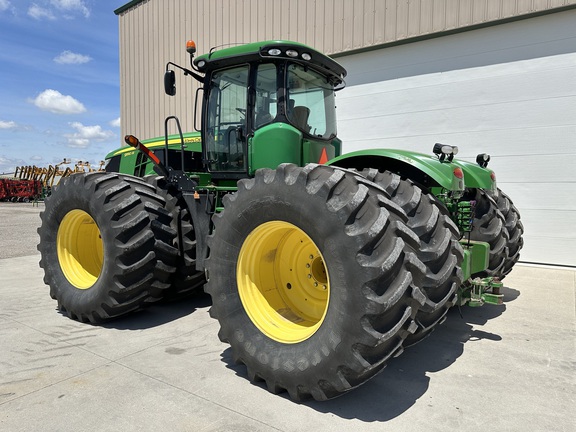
164 70 176 96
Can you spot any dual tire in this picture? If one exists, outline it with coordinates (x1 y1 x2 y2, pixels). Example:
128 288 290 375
358 169 464 345
206 166 524 401
37 165 523 401
38 172 179 323
144 176 206 299
470 188 524 279
205 164 429 401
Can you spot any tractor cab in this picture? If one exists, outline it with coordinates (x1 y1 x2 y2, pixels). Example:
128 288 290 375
164 41 347 180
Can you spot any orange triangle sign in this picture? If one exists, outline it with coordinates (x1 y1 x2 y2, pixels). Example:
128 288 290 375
318 147 329 164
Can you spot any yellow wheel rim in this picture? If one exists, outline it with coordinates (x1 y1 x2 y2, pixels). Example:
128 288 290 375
57 209 104 289
237 221 330 344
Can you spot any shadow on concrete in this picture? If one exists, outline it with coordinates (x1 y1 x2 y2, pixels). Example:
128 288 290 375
98 291 212 331
220 285 520 422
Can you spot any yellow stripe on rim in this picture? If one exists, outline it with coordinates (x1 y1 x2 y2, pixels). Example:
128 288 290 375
237 221 330 344
57 209 104 289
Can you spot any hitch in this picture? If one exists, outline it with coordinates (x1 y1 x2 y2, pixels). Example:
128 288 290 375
457 277 504 307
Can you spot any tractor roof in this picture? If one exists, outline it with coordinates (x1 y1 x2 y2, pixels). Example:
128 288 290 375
194 40 347 83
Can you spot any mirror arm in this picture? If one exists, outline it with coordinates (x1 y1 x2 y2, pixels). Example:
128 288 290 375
166 61 203 83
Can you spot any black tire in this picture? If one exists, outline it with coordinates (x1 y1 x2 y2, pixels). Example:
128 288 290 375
489 188 524 278
144 175 206 299
469 189 509 278
359 169 463 345
37 172 178 323
205 164 427 401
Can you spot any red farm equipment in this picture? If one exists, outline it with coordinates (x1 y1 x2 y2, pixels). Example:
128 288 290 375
0 178 42 202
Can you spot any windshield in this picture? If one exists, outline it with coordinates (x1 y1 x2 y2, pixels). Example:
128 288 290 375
286 63 337 140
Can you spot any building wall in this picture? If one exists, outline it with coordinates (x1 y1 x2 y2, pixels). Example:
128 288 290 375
116 0 576 139
115 0 576 266
336 9 576 266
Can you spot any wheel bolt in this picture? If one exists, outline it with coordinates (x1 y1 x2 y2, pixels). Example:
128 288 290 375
307 274 312 279
314 282 318 287
306 264 310 268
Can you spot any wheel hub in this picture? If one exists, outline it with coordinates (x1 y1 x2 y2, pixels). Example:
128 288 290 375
237 221 330 344
57 209 103 289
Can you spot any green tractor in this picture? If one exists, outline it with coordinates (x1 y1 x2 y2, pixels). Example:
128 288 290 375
38 40 523 401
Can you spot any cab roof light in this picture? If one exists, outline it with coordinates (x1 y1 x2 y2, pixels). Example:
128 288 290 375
265 48 311 61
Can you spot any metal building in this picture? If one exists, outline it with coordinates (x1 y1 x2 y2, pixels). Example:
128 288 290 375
114 0 576 267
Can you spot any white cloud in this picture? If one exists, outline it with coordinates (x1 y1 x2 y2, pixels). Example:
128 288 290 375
54 50 92 65
110 117 121 128
50 0 89 18
0 156 25 174
27 1 90 20
0 120 17 129
30 155 44 161
28 4 56 20
65 122 114 148
32 89 86 114
0 0 11 12
0 0 15 14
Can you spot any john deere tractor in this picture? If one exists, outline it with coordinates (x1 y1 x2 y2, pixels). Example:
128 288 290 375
38 40 523 401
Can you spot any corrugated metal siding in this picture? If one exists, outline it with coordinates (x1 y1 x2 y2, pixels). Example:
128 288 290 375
116 0 576 140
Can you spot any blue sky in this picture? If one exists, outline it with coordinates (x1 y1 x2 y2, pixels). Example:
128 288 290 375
0 0 127 174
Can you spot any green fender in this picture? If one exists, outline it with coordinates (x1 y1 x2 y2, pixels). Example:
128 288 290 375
328 149 496 192
451 158 496 191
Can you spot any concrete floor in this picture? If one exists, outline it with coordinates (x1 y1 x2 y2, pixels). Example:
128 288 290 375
0 202 574 431
0 202 44 259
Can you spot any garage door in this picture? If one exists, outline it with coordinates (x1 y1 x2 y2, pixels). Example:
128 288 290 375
335 10 576 267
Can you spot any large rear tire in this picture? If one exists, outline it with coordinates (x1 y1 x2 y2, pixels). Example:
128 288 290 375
470 189 509 278
37 172 178 323
205 164 427 401
489 188 524 278
144 176 206 299
359 169 463 345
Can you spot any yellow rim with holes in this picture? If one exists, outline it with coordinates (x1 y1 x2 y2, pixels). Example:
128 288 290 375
237 221 330 344
57 209 104 289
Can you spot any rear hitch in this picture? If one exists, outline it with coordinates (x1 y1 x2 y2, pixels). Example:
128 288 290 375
457 277 504 307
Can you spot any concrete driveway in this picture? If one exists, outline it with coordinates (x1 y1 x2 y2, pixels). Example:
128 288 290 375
0 202 574 431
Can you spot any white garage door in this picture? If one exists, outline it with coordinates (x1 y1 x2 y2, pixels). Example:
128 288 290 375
335 10 576 267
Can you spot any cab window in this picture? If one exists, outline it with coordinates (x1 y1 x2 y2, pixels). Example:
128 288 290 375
254 63 277 130
286 63 337 140
205 66 249 172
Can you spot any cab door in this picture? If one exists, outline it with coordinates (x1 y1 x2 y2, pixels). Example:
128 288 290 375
204 65 249 178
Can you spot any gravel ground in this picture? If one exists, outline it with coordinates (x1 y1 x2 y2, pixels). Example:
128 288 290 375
0 202 44 259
